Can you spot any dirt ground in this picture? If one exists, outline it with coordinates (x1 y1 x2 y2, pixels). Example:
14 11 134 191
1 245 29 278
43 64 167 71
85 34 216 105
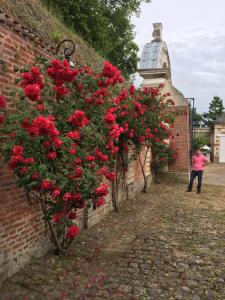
1 165 225 300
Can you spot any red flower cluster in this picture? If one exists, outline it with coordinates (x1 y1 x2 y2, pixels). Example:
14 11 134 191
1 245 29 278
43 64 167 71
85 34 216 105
47 60 78 98
67 130 79 140
95 184 108 196
47 151 57 160
99 61 124 86
41 179 54 191
95 148 109 162
27 115 59 138
8 145 34 169
24 84 41 102
68 110 90 128
104 109 117 125
48 59 78 84
97 166 115 182
21 66 44 89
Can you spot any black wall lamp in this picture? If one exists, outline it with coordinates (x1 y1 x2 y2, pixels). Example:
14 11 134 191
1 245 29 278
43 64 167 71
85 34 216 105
56 39 76 67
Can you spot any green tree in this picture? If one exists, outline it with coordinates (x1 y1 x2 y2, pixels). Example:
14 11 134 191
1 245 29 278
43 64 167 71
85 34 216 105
193 136 208 150
42 0 151 79
202 96 224 127
192 109 203 128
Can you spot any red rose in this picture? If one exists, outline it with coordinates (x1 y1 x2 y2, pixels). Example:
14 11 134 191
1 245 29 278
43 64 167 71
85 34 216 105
67 130 79 140
74 167 82 178
36 104 45 111
72 193 82 201
52 137 63 148
47 151 57 160
8 155 23 169
68 110 90 128
105 171 115 181
21 66 44 89
0 96 6 109
52 188 61 198
20 166 28 174
74 158 82 165
66 224 79 239
12 145 24 156
129 84 135 95
138 136 145 143
32 172 39 181
96 197 106 207
52 212 65 224
54 85 69 97
69 148 76 155
77 83 84 92
23 157 34 164
111 146 119 155
85 155 95 162
110 124 124 139
41 179 53 191
69 212 77 220
21 117 30 129
85 97 94 104
95 184 108 196
24 84 41 102
95 148 108 162
63 193 72 201
42 140 51 149
104 112 116 125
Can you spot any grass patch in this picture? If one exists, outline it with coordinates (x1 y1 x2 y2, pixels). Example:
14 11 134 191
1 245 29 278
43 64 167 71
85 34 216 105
0 0 104 69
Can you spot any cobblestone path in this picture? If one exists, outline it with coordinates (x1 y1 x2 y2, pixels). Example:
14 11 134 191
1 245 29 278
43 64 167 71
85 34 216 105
1 183 225 300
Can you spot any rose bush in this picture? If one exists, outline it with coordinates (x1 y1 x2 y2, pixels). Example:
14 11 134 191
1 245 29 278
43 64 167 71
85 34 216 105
0 57 178 252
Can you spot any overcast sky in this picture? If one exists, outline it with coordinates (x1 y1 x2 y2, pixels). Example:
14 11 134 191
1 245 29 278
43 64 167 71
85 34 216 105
132 0 225 113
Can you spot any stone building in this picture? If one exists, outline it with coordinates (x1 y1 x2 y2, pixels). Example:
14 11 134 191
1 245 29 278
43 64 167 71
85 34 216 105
212 112 225 163
138 23 191 182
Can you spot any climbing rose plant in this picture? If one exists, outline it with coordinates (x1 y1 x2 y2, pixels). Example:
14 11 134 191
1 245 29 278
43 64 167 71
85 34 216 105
0 58 178 252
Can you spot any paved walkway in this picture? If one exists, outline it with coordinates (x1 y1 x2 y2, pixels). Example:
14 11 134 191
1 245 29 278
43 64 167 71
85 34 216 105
1 179 225 299
203 163 225 187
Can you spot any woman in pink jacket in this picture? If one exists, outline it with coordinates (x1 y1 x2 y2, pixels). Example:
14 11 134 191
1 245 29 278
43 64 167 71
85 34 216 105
186 149 209 194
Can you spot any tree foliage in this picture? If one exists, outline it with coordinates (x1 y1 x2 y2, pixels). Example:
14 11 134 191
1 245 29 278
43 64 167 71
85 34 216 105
42 0 151 79
192 109 203 128
193 135 208 150
202 96 224 128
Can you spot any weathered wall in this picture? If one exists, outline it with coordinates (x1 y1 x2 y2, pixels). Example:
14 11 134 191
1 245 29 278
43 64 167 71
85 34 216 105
0 15 55 285
0 11 152 285
212 124 225 162
140 76 191 182
168 107 190 182
194 127 211 145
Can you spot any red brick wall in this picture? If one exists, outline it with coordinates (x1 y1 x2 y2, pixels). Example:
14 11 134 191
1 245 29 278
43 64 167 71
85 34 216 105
0 17 152 284
0 23 55 285
168 106 191 174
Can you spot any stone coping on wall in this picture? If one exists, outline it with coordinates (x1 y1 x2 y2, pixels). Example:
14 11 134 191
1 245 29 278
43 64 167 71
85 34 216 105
0 7 56 53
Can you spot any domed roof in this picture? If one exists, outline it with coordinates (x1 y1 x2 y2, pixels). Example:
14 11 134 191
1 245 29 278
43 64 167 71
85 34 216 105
139 41 166 69
138 23 171 75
